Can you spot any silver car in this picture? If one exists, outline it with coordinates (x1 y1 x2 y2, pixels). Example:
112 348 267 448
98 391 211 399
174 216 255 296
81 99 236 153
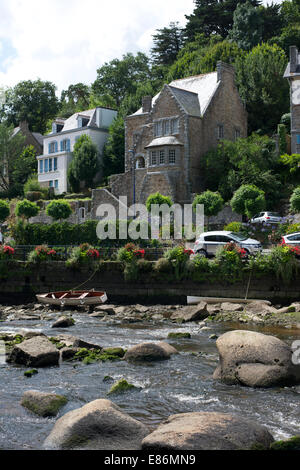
193 231 262 257
282 232 300 247
250 212 283 224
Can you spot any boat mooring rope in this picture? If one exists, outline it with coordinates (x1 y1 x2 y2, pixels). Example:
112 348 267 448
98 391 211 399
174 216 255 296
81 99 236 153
69 267 99 292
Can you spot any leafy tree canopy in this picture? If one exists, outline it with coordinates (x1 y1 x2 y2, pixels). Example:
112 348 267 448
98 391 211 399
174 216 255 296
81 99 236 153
46 200 73 221
70 135 99 189
151 22 185 66
228 1 263 51
184 0 261 42
0 200 10 223
230 184 266 218
235 43 289 134
192 190 224 217
2 79 59 134
290 186 300 213
92 52 151 108
15 199 40 220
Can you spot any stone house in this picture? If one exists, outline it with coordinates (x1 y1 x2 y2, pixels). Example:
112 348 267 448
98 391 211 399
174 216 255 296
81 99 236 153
284 45 300 154
93 61 247 216
12 121 43 155
37 107 117 194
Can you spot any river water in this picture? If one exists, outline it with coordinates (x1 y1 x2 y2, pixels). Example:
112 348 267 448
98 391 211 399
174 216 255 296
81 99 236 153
0 310 300 450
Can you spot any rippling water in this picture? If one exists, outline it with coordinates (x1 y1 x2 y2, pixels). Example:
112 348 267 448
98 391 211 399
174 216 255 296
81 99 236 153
0 311 300 450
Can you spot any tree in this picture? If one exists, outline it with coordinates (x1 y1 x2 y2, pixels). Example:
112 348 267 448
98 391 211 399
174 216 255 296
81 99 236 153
2 79 59 134
71 135 99 189
184 0 261 42
151 22 184 66
59 83 91 119
290 186 300 213
230 184 265 219
102 116 125 180
235 43 290 134
260 2 283 42
15 199 40 219
146 192 173 213
0 122 25 195
92 53 151 108
228 1 263 50
12 145 37 188
46 200 73 221
168 38 241 81
0 200 10 223
192 190 224 228
203 134 281 205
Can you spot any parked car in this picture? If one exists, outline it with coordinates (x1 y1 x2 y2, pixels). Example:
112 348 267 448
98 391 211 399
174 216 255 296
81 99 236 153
193 231 262 257
282 232 300 247
250 212 283 224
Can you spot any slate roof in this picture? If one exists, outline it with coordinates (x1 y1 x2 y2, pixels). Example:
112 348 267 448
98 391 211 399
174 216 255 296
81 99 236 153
132 72 219 118
12 126 43 146
145 136 184 148
60 108 97 132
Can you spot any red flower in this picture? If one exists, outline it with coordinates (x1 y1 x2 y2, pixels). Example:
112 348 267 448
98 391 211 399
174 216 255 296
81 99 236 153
184 249 194 256
133 249 145 258
3 245 14 256
87 249 100 258
47 249 57 256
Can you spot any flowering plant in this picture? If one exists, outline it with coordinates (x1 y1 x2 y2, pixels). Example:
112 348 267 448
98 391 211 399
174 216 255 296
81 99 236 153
0 245 15 259
117 243 146 263
66 243 101 268
27 245 58 263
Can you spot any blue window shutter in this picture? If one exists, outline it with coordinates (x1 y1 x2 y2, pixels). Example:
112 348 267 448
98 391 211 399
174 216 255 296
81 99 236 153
60 141 63 151
55 142 58 153
54 157 57 171
297 135 300 144
48 143 51 154
67 139 70 151
39 160 44 173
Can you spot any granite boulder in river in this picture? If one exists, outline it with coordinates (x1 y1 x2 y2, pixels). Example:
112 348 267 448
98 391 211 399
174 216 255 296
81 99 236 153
213 330 300 387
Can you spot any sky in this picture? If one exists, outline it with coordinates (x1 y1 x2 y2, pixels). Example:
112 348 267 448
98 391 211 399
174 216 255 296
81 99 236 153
0 0 284 96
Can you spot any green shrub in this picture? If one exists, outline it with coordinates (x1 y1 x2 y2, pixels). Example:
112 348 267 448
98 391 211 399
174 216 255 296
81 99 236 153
290 186 300 214
164 245 193 280
24 176 47 197
25 191 44 202
66 243 100 269
46 200 73 221
15 199 40 219
223 221 243 232
0 200 10 223
264 244 299 284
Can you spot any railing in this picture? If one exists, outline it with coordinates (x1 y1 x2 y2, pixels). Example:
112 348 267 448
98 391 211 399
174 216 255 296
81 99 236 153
13 245 168 262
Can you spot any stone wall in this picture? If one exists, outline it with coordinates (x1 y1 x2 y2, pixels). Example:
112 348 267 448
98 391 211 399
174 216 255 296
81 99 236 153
0 261 299 304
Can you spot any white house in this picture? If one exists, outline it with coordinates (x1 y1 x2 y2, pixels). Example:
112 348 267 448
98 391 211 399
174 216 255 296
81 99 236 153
37 107 117 194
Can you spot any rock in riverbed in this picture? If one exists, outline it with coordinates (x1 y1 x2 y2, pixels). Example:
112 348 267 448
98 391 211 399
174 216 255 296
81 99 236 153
141 411 274 450
21 390 68 417
43 399 149 450
213 330 300 387
8 336 60 367
124 342 176 362
52 316 75 328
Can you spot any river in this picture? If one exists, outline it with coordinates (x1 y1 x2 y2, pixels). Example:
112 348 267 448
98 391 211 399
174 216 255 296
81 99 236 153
0 309 300 450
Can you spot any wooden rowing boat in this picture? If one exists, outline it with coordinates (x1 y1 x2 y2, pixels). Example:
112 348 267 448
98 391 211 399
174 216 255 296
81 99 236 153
36 290 108 306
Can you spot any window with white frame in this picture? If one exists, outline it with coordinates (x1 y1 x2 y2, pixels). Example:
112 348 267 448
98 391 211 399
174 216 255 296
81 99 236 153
169 149 176 164
154 117 179 137
159 150 165 164
151 151 157 166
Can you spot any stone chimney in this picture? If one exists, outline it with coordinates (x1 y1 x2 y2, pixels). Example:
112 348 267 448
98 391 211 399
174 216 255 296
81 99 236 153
142 96 152 113
290 46 298 73
217 61 235 82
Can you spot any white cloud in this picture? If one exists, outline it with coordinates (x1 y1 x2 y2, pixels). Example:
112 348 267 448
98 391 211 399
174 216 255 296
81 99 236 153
0 0 195 94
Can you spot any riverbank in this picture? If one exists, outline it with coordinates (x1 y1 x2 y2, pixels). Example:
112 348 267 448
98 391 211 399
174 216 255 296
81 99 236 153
1 299 300 450
1 298 300 328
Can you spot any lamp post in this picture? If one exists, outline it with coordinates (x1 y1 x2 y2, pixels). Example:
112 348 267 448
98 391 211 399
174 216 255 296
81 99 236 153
128 148 136 218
